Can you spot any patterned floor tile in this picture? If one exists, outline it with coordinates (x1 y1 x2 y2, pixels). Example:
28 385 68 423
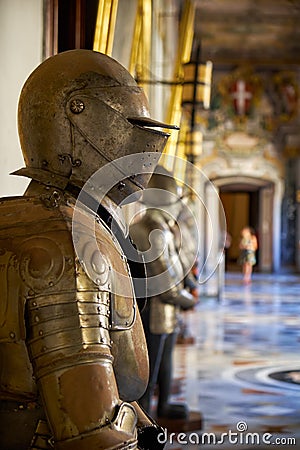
163 272 300 449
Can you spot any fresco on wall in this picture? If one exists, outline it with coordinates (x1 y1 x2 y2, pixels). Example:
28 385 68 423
190 65 299 169
204 67 298 133
189 65 299 270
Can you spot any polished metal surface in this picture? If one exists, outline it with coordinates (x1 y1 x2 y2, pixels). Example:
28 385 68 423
130 167 195 335
1 49 173 449
16 49 172 205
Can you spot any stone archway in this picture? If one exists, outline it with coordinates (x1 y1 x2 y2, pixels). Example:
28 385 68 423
209 171 283 272
214 176 276 272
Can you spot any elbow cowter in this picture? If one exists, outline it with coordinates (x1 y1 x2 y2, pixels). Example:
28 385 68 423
159 285 195 310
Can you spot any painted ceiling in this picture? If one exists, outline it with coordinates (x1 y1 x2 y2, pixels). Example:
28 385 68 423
193 0 300 67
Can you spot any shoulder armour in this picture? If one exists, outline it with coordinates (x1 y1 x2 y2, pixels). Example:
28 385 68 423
0 196 74 342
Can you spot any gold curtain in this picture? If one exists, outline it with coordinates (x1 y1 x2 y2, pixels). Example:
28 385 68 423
161 0 195 172
93 0 119 55
129 0 152 97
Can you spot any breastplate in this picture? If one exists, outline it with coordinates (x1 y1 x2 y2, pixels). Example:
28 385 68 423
0 194 135 401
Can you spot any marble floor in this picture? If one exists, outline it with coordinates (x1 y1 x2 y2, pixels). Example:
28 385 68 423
162 271 300 449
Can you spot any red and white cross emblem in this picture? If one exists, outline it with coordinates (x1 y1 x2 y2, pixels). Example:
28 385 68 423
231 79 252 115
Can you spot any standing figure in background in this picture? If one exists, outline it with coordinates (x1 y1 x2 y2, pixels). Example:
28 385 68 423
130 166 197 420
0 49 177 450
239 226 258 284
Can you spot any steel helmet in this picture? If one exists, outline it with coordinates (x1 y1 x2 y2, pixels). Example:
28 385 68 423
15 49 177 203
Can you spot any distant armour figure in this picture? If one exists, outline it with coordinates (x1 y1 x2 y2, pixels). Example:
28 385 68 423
130 166 197 420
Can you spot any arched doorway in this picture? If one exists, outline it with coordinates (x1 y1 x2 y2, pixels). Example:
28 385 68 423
214 176 278 272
